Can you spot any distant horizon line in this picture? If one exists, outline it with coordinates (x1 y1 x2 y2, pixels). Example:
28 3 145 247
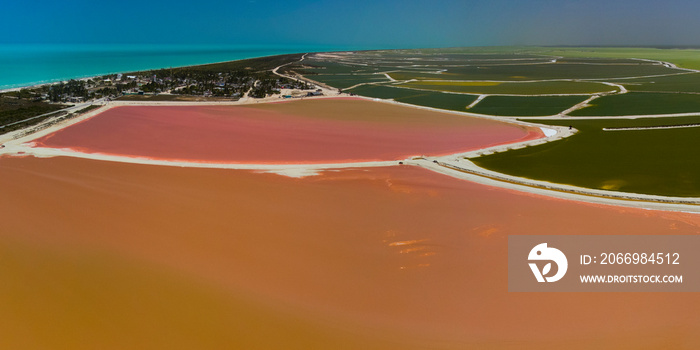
3 43 700 51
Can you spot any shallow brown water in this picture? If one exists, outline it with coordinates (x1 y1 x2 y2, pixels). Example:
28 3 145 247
1 155 698 349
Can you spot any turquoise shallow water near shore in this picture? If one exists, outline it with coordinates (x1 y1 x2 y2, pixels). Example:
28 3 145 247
0 44 345 90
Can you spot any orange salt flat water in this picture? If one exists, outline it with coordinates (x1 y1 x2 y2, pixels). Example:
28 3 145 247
1 155 699 349
30 98 542 163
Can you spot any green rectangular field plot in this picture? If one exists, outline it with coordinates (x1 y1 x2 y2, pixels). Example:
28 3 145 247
388 71 452 81
473 116 700 197
535 115 700 129
348 85 428 99
303 59 407 75
528 47 700 70
616 73 700 93
388 58 553 67
308 74 390 89
350 85 477 112
389 63 679 81
570 92 700 116
441 63 680 81
553 57 655 64
302 61 371 74
398 81 616 95
467 95 587 116
407 51 551 60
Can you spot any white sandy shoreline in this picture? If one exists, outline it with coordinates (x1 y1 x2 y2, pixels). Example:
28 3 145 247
0 50 314 94
0 75 101 94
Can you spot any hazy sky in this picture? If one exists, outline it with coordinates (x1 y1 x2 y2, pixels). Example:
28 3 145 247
3 0 699 48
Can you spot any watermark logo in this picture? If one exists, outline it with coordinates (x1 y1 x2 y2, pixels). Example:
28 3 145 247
528 243 568 283
510 236 699 292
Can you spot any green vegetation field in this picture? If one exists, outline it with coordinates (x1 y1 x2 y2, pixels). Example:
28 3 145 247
616 72 700 93
468 95 587 116
398 80 616 95
473 117 700 197
524 47 700 70
350 85 477 111
570 93 700 116
0 97 68 132
308 74 389 89
387 63 677 81
297 60 406 75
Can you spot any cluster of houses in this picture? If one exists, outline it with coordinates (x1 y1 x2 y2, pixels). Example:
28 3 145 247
10 69 321 105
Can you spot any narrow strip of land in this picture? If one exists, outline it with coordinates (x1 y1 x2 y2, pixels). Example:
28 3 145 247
603 123 700 131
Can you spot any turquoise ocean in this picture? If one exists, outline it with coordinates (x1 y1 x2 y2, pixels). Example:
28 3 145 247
0 44 351 90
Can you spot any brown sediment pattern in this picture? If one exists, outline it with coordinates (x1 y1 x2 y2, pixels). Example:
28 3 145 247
30 98 541 163
1 155 699 349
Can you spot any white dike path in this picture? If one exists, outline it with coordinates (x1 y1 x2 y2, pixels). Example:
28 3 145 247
2 96 699 214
